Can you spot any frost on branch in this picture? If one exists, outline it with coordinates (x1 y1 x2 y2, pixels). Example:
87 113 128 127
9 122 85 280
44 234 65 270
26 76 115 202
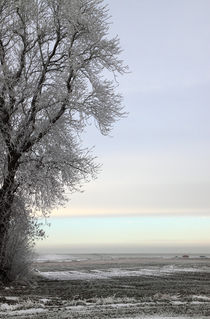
0 0 126 213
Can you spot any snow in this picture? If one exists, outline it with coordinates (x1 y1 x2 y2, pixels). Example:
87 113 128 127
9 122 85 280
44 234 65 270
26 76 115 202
0 299 45 315
171 301 186 305
0 308 48 316
192 295 210 301
35 254 87 263
39 265 210 281
0 303 23 311
66 303 143 310
107 303 144 308
65 305 89 311
1 294 209 318
1 259 209 318
39 298 51 303
0 303 14 311
161 265 205 273
4 296 19 301
191 301 204 305
116 317 208 319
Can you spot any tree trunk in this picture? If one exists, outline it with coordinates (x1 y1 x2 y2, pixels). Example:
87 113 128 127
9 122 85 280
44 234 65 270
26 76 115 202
0 222 11 282
0 153 20 283
0 190 14 283
0 221 10 283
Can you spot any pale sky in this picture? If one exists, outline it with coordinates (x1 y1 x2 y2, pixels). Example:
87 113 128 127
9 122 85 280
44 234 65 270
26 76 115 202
37 0 210 253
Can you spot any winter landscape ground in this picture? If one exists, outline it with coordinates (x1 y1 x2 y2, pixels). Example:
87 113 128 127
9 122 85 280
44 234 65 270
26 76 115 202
0 254 210 318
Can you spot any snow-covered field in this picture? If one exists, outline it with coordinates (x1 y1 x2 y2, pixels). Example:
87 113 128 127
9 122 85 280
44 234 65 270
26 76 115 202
0 294 210 318
38 264 210 281
0 254 210 318
35 254 88 263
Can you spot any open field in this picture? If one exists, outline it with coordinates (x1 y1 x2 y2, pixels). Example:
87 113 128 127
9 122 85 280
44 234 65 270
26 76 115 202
0 254 210 318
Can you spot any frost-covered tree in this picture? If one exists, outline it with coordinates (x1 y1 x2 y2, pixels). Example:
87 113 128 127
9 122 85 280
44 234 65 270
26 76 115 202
1 196 45 282
0 0 126 281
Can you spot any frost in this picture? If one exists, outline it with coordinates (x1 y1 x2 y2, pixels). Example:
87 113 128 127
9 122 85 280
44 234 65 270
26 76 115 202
0 308 48 316
0 0 126 282
39 264 210 281
39 298 51 304
4 296 19 301
192 295 210 301
0 303 13 311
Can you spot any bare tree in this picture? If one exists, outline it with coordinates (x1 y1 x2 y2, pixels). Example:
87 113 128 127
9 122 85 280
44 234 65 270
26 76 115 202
0 0 126 281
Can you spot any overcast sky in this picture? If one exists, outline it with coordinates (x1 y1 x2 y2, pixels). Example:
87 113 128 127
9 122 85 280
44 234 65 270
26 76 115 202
37 0 210 254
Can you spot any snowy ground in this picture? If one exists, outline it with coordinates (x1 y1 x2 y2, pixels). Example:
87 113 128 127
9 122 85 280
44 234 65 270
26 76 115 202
38 264 210 281
0 294 210 318
0 254 210 318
